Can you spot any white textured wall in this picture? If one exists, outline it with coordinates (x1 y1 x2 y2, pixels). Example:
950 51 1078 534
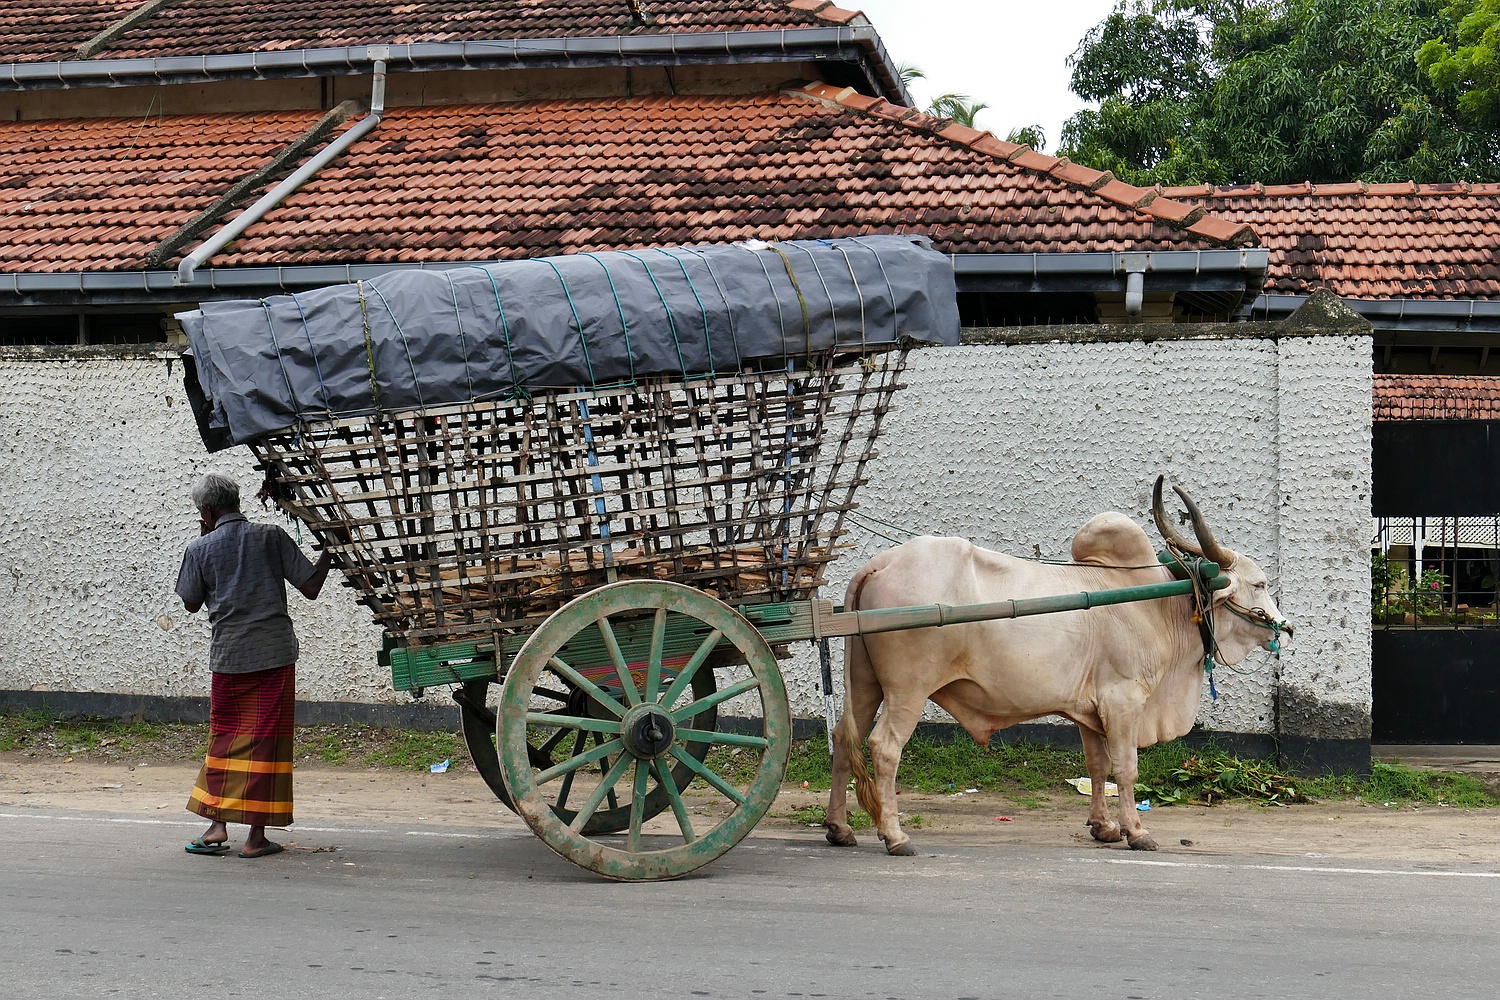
0 355 386 703
0 332 1371 738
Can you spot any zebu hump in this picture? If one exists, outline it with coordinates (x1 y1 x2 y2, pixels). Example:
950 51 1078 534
1071 513 1157 566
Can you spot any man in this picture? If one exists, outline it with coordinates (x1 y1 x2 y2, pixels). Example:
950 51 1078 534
175 472 334 859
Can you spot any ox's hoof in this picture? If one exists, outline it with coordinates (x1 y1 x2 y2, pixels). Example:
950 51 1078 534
1127 832 1159 851
1087 819 1123 844
824 823 858 848
885 840 918 857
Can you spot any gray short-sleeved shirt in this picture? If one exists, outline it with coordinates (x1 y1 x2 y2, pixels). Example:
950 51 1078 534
175 513 317 674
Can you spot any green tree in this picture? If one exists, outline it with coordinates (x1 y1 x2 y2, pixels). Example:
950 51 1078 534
927 93 990 127
1061 0 1500 185
1418 1 1500 124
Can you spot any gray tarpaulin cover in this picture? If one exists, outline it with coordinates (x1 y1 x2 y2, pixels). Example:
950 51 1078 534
179 234 959 449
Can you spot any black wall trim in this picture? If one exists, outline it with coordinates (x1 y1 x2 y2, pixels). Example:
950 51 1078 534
1373 630 1500 742
2 691 1370 776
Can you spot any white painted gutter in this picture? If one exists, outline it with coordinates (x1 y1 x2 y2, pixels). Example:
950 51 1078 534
175 50 388 287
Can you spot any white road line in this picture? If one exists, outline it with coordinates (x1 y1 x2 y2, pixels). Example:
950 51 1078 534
1085 856 1500 879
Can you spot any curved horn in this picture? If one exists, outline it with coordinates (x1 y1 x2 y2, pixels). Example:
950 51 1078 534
1152 475 1202 557
1172 483 1234 569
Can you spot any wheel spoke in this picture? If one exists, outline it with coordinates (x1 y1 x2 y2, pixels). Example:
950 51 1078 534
596 731 620 811
627 760 649 853
645 607 668 702
537 725 574 759
669 745 747 806
544 655 626 718
535 736 623 785
652 758 696 843
674 727 768 749
596 617 642 706
555 728 588 811
525 711 620 734
659 628 721 710
534 686 572 703
568 751 633 833
670 676 761 723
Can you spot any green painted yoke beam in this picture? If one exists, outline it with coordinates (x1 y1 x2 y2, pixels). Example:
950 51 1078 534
387 555 1227 691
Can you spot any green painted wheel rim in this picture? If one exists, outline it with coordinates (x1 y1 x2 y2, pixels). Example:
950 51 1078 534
498 581 791 881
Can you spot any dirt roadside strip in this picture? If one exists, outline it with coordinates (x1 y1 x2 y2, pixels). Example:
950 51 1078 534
4 755 1499 866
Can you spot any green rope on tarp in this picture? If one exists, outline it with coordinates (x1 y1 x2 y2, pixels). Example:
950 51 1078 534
619 249 690 379
767 244 812 360
441 271 476 402
260 299 304 424
367 284 426 410
288 292 335 420
355 280 383 414
472 265 523 395
539 258 598 388
577 252 637 385
784 242 839 364
662 249 716 377
682 246 745 370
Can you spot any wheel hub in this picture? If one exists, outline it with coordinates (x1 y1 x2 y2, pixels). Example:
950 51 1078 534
620 703 676 759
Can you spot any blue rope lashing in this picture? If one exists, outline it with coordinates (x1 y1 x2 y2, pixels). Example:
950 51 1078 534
619 250 689 379
682 247 744 370
659 248 716 379
442 271 476 402
367 284 426 409
288 292 334 419
538 259 597 388
577 252 637 385
260 300 304 425
472 265 523 395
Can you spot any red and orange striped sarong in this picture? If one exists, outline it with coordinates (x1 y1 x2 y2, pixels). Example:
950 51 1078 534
187 665 295 827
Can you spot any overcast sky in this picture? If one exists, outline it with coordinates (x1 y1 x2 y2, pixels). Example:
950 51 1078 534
847 1 1121 152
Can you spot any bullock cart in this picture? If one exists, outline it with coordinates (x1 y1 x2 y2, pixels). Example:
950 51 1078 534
179 236 1229 881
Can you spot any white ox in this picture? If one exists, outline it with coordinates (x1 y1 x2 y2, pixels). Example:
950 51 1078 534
825 477 1291 855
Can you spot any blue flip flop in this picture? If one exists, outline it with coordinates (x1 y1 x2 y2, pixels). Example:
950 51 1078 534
238 841 284 859
185 836 231 856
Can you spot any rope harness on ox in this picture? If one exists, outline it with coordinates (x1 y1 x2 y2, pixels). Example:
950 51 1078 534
1165 539 1285 701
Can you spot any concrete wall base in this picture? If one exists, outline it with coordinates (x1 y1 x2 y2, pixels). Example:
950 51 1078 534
4 690 1369 776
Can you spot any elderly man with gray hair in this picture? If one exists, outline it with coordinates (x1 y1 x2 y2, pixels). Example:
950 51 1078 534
175 472 335 859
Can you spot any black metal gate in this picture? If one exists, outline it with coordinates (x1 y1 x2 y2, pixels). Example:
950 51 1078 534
1373 421 1500 742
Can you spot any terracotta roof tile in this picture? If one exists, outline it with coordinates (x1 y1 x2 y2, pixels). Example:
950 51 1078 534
1374 374 1500 421
0 0 136 62
1163 181 1500 299
0 91 1250 272
0 1 852 62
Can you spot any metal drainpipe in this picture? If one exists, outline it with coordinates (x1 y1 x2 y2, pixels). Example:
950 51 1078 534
1121 252 1149 317
176 48 388 287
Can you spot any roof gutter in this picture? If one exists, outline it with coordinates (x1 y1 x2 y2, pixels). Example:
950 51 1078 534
1252 293 1500 334
0 249 1272 308
953 249 1270 296
175 53 387 287
0 25 907 103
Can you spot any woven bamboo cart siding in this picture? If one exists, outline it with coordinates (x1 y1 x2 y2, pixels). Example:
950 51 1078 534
253 352 906 646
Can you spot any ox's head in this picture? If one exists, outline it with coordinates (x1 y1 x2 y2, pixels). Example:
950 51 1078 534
1152 476 1293 666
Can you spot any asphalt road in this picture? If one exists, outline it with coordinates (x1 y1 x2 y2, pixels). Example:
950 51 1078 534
2 807 1496 1000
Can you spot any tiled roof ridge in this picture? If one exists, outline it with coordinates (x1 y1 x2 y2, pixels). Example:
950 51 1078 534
782 0 866 25
1161 179 1500 199
791 81 1258 248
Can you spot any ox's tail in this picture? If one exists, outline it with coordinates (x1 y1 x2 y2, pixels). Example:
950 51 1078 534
838 564 884 827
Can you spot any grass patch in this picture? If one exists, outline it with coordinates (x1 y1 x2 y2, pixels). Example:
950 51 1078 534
1302 762 1498 808
784 732 1085 797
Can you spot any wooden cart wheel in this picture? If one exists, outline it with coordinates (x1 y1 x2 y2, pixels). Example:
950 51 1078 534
497 580 791 881
456 661 718 833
